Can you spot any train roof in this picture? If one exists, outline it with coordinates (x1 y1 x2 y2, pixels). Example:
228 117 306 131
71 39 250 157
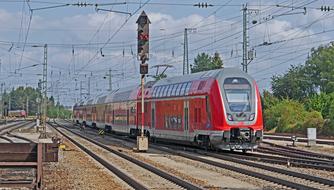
75 68 252 106
152 67 246 87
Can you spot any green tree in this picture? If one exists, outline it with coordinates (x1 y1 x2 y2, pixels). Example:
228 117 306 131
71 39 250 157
262 90 279 110
2 86 71 119
191 52 223 73
304 43 334 93
304 93 334 119
271 65 315 100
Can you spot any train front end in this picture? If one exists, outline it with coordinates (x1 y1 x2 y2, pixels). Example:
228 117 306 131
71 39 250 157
211 69 263 151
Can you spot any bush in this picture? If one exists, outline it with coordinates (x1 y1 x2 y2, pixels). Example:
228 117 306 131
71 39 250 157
264 99 324 133
302 111 324 133
264 99 306 132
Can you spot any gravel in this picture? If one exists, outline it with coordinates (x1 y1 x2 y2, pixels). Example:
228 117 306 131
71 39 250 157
44 127 131 190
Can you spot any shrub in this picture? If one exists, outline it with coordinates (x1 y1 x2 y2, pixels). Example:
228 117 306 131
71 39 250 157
301 111 324 133
264 99 306 132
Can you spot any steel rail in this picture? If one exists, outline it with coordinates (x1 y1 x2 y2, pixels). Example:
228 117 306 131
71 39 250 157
198 151 334 187
258 147 334 163
0 136 14 143
261 141 334 160
0 121 32 135
60 121 321 190
152 145 319 190
51 122 204 190
149 144 334 187
48 122 148 190
263 134 334 146
224 152 334 170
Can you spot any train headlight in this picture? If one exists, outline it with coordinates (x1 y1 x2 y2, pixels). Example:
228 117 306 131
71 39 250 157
227 114 233 121
249 113 255 121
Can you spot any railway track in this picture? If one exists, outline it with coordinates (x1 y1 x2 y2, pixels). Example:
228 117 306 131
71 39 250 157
49 122 203 190
264 134 334 146
259 141 334 161
59 120 334 190
0 121 34 143
224 151 334 171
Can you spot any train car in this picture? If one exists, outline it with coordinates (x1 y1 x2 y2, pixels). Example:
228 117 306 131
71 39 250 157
73 68 263 151
8 110 27 118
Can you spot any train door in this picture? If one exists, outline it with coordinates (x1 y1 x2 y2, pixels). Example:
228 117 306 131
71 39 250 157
184 100 189 140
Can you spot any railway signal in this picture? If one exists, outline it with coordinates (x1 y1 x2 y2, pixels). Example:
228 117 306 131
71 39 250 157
137 11 150 63
136 11 150 151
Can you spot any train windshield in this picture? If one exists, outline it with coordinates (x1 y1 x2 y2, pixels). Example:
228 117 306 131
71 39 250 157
224 78 251 112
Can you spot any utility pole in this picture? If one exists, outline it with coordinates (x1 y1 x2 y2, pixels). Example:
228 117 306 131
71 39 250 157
242 4 248 73
0 83 4 118
41 44 48 138
183 28 196 75
242 4 257 73
183 28 188 75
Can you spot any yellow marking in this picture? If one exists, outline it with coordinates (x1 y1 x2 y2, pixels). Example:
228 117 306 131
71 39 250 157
59 144 66 150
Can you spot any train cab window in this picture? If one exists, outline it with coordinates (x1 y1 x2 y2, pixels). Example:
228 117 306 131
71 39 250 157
224 78 251 112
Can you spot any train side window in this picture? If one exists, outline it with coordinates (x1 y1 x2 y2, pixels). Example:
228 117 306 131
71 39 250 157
185 82 192 95
156 86 161 97
168 85 174 97
168 85 173 97
154 87 159 97
164 85 170 97
171 84 177 96
152 87 157 97
159 86 165 97
180 83 187 95
176 84 182 96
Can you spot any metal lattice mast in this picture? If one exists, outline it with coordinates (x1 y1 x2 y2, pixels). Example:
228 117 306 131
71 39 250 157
41 44 47 138
242 4 248 73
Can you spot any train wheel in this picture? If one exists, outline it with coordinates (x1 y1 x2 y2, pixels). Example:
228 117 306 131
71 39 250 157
242 149 248 154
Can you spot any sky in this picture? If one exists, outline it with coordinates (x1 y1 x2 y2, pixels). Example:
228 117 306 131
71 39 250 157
0 0 333 106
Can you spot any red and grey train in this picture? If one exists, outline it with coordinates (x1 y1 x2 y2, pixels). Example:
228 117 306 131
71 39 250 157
73 68 263 151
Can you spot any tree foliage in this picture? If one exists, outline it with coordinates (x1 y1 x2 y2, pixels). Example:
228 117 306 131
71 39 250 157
191 52 223 73
2 86 71 118
271 43 334 100
266 43 334 135
264 99 324 133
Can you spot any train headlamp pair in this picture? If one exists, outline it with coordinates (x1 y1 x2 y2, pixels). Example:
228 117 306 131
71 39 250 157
227 113 255 121
227 114 233 121
249 113 255 121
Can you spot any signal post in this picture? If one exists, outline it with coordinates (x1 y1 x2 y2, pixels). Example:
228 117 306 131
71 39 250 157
136 11 150 151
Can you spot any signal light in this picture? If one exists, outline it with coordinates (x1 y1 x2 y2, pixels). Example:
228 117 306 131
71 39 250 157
140 64 148 75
